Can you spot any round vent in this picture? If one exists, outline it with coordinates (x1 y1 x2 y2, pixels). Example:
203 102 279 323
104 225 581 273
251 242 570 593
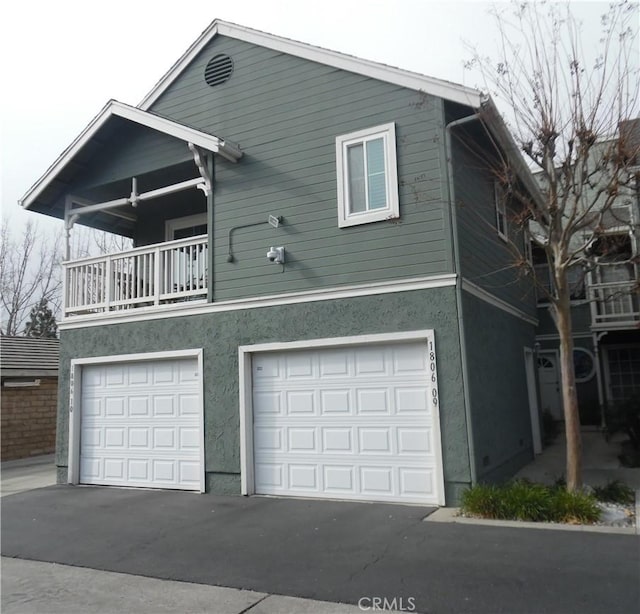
204 54 233 87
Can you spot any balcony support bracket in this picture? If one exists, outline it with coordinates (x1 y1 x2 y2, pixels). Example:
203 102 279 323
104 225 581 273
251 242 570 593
189 143 213 196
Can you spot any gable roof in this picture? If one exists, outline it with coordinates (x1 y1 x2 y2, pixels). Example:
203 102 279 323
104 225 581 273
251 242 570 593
139 20 485 110
19 100 241 212
1 336 59 377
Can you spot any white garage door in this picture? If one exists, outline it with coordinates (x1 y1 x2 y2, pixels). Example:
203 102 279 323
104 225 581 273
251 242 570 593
80 358 202 491
252 341 443 504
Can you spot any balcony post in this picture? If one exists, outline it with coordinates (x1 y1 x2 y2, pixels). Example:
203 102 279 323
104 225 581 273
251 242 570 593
105 257 112 311
154 246 161 306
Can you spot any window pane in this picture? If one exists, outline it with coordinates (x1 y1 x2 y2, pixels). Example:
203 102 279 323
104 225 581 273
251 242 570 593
347 143 366 213
366 138 387 210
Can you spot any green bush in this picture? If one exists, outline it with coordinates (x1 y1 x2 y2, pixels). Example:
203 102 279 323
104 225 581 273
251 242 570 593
549 489 601 524
592 480 635 505
461 480 601 524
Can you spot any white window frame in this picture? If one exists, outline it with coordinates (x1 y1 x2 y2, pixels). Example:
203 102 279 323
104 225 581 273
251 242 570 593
165 213 208 241
336 122 399 228
494 182 508 241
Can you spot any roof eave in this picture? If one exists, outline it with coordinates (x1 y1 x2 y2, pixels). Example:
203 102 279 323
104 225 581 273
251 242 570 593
19 101 240 211
480 98 545 209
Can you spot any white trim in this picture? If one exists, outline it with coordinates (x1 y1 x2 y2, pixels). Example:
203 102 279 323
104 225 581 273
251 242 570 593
20 100 241 211
3 379 41 388
535 332 593 341
523 348 542 455
139 20 483 111
336 123 399 228
59 273 457 330
238 330 446 505
461 279 538 326
573 347 596 383
67 349 205 493
165 213 208 241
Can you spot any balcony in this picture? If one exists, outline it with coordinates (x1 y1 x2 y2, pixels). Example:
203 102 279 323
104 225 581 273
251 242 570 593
63 235 208 318
588 280 640 329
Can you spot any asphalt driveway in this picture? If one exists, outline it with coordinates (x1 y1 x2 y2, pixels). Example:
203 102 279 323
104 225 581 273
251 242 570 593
2 486 638 614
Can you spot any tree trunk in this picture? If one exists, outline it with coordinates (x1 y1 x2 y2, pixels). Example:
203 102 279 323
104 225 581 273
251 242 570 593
554 282 582 491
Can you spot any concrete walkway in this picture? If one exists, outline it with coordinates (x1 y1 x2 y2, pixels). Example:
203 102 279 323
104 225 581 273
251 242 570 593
1 454 56 497
516 430 640 489
2 558 369 614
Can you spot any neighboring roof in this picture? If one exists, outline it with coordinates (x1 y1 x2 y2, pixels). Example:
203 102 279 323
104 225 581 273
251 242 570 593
139 19 485 110
19 100 242 212
1 336 60 377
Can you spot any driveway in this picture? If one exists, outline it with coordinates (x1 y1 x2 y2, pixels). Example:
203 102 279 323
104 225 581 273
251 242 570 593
2 486 638 614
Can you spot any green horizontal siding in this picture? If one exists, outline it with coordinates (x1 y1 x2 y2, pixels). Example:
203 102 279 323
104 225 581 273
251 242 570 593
450 132 536 317
149 35 452 300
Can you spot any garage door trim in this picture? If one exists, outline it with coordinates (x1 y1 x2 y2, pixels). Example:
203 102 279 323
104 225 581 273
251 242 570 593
238 330 445 505
68 349 205 492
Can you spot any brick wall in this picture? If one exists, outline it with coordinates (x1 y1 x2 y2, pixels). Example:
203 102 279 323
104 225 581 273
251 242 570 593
1 377 58 461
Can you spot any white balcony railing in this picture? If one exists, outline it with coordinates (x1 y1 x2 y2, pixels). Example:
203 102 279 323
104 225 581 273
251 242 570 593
63 235 208 317
588 280 640 327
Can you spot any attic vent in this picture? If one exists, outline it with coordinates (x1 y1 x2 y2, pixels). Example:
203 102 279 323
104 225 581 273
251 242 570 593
204 54 233 87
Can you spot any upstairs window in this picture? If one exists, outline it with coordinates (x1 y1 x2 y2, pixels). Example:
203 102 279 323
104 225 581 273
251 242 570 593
494 182 508 241
336 123 399 228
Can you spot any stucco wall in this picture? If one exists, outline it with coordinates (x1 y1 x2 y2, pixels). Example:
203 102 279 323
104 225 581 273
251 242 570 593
1 377 57 461
461 291 537 483
56 287 472 504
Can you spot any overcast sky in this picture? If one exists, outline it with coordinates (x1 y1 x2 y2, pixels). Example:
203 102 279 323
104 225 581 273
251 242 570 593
0 0 616 235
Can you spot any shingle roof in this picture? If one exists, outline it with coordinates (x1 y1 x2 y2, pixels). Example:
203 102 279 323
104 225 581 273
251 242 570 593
1 336 60 376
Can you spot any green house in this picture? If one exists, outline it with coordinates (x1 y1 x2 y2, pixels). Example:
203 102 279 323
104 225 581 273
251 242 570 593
20 20 546 506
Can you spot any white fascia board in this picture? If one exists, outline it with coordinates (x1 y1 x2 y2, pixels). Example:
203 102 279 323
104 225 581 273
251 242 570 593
139 19 484 111
59 273 457 330
19 100 239 211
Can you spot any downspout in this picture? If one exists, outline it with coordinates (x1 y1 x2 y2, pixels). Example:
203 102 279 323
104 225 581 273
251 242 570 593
444 111 481 486
207 154 215 303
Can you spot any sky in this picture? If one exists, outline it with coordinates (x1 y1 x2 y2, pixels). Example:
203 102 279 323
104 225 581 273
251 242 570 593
0 0 621 237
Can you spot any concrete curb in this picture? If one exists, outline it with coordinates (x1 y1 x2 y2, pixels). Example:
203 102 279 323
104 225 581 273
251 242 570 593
425 506 637 535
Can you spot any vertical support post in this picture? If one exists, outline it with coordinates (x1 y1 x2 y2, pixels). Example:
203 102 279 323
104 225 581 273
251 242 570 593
105 256 112 312
593 332 608 431
154 246 161 306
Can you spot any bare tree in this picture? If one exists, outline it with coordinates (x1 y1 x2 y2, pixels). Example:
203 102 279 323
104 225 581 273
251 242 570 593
467 2 639 490
70 225 133 260
0 220 63 336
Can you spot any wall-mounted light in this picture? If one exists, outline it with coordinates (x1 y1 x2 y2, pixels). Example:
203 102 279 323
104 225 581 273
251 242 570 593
266 246 285 264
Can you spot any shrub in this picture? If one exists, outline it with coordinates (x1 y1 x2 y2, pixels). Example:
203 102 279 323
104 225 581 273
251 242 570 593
592 480 635 505
549 488 601 524
461 480 601 524
460 483 504 519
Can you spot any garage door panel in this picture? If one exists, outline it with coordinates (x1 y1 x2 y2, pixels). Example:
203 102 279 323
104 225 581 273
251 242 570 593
252 341 443 504
80 358 201 491
319 389 351 414
319 351 349 377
